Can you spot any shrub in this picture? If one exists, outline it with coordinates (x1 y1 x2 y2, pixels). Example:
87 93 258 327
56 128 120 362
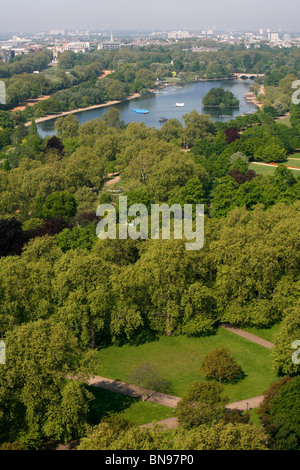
200 347 245 384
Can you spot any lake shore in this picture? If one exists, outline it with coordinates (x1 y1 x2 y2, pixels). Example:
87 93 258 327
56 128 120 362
24 92 141 127
24 77 253 127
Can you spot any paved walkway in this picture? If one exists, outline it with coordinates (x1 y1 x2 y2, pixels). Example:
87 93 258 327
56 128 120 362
220 324 274 349
104 175 121 186
141 417 179 430
89 325 272 430
251 161 300 171
88 375 180 408
88 375 265 430
139 396 265 430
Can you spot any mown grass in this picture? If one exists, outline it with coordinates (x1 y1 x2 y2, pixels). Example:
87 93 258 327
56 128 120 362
249 162 277 176
249 161 300 177
97 328 278 403
86 386 174 426
243 323 281 342
278 115 291 127
286 156 300 167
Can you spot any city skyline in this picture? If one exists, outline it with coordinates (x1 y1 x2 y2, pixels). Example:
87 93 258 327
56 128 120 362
1 0 300 33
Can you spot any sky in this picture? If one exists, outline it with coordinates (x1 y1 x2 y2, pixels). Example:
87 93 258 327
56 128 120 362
0 0 299 33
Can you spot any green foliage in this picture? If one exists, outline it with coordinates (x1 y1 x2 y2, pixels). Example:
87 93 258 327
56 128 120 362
259 377 300 450
173 422 267 450
200 347 245 383
78 421 170 450
22 218 44 231
0 111 14 129
129 361 170 400
175 381 227 428
55 224 97 252
36 191 77 220
182 110 216 148
271 300 300 376
0 318 97 447
180 283 217 336
202 88 239 107
105 79 127 101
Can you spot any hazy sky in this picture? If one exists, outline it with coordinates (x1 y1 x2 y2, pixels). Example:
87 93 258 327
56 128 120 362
1 0 299 32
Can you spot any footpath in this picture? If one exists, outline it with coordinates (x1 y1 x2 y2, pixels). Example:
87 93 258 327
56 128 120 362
88 325 273 429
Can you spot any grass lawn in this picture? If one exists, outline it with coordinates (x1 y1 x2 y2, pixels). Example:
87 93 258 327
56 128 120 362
243 323 281 343
248 408 262 428
97 328 278 403
278 115 291 127
249 161 300 177
86 385 173 426
249 162 276 176
286 156 300 168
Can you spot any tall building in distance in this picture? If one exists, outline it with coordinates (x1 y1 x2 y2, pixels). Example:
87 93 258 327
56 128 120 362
168 31 190 40
268 31 279 42
98 32 121 50
65 41 90 52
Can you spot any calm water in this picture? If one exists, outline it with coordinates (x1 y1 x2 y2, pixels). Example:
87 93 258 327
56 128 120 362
37 80 256 138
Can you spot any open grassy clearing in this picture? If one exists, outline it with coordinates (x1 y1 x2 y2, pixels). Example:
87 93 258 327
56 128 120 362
286 156 300 167
97 328 278 403
86 386 174 426
249 161 300 177
277 115 291 127
243 323 281 343
249 162 276 176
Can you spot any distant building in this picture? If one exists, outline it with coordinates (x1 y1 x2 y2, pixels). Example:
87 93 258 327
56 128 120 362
50 30 65 35
268 31 279 42
168 30 190 40
0 49 15 62
98 32 121 50
65 42 90 53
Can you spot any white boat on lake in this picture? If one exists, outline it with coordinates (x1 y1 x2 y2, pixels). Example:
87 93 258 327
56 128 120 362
175 102 184 107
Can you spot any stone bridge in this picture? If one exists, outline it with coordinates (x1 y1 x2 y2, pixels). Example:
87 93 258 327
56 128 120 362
234 73 264 79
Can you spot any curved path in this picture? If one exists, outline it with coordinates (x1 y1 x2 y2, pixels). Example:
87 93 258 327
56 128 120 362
89 325 272 429
88 375 180 408
220 324 274 349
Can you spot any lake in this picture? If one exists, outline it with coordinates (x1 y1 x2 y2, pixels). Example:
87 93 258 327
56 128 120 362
37 79 256 138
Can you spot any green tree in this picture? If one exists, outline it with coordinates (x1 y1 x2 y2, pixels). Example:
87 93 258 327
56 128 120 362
175 381 227 428
53 249 112 348
202 88 239 107
200 347 245 383
78 421 170 450
105 79 126 101
268 377 300 450
129 361 170 401
102 106 123 128
182 111 215 148
180 283 217 336
39 191 77 220
272 301 300 376
55 114 80 140
173 422 267 450
0 318 96 448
